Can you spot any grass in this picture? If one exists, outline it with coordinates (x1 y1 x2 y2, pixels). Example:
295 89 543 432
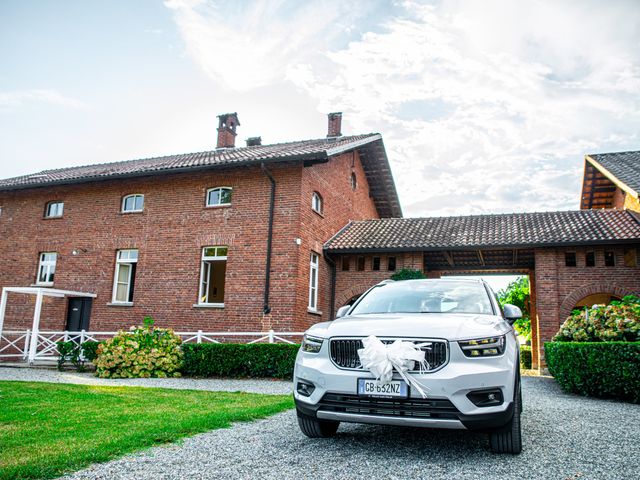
0 381 294 480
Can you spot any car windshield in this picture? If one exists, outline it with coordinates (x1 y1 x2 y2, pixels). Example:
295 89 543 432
349 280 493 315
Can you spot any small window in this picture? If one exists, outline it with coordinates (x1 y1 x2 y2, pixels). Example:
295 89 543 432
122 194 144 213
565 252 577 267
372 256 380 271
112 249 138 303
206 187 232 207
341 256 350 272
604 251 615 267
36 252 57 285
44 201 64 218
309 252 319 310
311 191 323 214
350 172 357 190
585 251 595 267
387 256 396 271
199 246 228 305
357 256 365 271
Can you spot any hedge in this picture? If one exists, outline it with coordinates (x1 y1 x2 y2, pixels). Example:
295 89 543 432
182 343 300 379
519 345 532 370
545 342 640 403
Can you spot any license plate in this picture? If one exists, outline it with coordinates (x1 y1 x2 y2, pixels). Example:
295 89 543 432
357 378 409 398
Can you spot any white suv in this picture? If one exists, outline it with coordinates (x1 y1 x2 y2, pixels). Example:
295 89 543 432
294 278 523 454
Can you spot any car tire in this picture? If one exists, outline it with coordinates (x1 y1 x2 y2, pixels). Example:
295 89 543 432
489 386 522 454
297 410 340 438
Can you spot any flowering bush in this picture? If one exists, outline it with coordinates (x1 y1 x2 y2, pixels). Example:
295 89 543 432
94 317 183 378
553 295 640 342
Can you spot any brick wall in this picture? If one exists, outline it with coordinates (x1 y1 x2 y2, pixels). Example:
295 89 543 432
0 155 378 334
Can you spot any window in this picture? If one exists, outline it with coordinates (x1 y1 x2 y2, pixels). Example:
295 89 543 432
199 246 228 305
36 252 57 285
341 256 350 271
372 256 381 271
44 201 64 218
357 256 365 271
586 251 595 267
122 194 144 213
350 172 357 190
311 191 323 214
604 251 615 267
387 256 396 271
112 249 138 303
206 187 232 207
309 252 319 311
565 252 577 267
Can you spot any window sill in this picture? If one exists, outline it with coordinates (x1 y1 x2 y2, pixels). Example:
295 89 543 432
193 303 225 309
307 308 322 316
32 283 53 287
312 209 324 218
204 204 231 210
43 216 63 220
120 211 144 215
107 302 134 307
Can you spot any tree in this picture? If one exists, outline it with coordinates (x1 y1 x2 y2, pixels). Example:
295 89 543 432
390 268 426 281
497 276 531 341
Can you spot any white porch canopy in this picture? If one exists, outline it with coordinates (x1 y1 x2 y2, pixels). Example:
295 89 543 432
0 287 97 363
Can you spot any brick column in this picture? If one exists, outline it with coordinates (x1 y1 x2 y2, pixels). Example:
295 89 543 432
534 249 560 370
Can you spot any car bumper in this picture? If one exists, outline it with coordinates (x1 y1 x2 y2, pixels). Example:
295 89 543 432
294 341 518 431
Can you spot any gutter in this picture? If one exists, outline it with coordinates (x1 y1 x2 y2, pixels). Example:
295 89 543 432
323 252 337 320
261 163 276 315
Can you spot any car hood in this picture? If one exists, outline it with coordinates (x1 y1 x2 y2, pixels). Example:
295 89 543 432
307 313 511 341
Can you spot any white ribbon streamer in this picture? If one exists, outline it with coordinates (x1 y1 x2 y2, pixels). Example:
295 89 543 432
357 335 431 398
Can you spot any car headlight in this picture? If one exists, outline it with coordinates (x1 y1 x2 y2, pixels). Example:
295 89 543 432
459 335 506 357
301 334 324 354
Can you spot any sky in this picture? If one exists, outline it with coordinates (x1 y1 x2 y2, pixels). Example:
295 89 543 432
1 0 640 220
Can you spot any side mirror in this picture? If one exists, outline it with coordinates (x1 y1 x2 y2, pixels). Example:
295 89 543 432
335 305 350 319
503 304 522 324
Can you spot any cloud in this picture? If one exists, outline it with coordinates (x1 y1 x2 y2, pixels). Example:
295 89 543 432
0 89 86 110
164 0 379 91
286 0 640 216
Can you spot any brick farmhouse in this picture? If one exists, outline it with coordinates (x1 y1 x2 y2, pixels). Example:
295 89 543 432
0 113 639 370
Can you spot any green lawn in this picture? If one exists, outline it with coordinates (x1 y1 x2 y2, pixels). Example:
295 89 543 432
0 381 294 480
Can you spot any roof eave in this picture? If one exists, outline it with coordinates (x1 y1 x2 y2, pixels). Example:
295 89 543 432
585 155 639 199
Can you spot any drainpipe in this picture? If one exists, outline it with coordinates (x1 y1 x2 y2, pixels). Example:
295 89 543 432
324 251 337 319
261 163 276 315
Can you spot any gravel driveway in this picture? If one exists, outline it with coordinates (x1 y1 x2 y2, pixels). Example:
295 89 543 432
31 375 634 480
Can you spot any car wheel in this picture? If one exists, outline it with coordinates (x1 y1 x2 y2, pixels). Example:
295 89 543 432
296 409 340 438
489 385 522 454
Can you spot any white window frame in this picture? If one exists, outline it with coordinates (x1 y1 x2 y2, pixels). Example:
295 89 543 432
206 187 232 207
44 201 64 218
311 191 323 214
36 252 57 286
111 249 138 304
308 252 319 311
121 194 144 213
198 246 228 306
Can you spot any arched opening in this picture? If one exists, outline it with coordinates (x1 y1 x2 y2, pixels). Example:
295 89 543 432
342 293 363 308
573 293 621 310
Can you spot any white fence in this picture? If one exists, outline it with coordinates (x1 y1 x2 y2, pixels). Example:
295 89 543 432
0 329 304 364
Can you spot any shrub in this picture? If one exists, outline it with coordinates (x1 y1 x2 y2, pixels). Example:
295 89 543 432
545 342 640 403
56 341 85 372
81 341 102 362
519 345 532 369
182 343 299 379
554 295 640 342
390 268 426 281
94 317 183 378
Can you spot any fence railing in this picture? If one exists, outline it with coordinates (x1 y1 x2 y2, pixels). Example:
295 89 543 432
0 329 304 364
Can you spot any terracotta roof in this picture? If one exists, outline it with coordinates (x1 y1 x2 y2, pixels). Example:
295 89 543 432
587 151 640 197
325 210 640 252
0 133 402 218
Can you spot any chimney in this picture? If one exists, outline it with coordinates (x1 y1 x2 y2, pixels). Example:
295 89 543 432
217 112 240 148
246 136 262 147
327 112 342 137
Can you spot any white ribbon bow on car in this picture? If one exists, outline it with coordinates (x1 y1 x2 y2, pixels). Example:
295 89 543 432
357 335 431 398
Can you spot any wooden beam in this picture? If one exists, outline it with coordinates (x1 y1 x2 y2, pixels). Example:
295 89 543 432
477 250 485 266
443 251 455 267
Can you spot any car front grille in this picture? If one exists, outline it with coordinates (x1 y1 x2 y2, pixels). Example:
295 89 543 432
318 393 460 419
329 338 448 372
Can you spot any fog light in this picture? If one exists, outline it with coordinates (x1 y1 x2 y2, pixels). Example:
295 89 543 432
467 388 504 407
296 380 316 397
